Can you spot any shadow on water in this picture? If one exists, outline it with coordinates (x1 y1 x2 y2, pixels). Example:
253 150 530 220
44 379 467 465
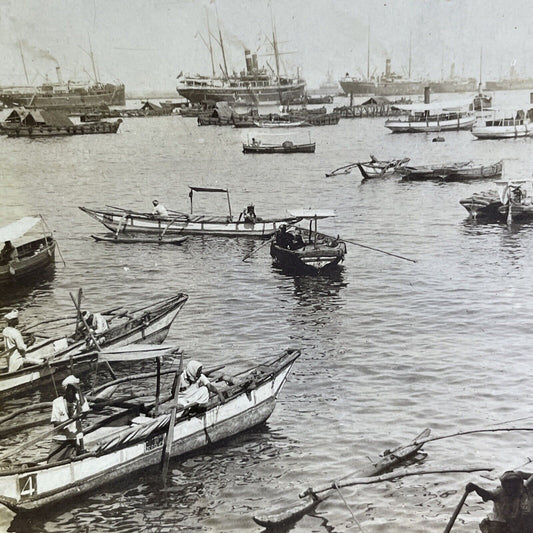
0 266 56 311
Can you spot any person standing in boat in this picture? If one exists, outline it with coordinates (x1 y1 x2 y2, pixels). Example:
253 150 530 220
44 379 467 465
152 199 169 217
0 241 17 265
2 309 41 372
177 360 225 409
48 375 90 463
466 471 533 533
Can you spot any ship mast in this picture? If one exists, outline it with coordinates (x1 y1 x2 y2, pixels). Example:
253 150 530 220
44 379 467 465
205 9 216 78
18 41 30 85
88 36 100 83
367 26 370 79
215 7 229 80
408 31 412 79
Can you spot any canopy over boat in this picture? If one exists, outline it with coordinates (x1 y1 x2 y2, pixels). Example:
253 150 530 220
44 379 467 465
0 217 40 242
97 344 177 362
288 209 336 219
188 186 228 193
391 99 473 112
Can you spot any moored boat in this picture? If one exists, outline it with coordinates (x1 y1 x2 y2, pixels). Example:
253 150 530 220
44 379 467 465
243 139 315 153
356 156 410 179
471 108 533 139
91 234 188 245
400 160 503 182
80 188 301 238
0 293 188 398
0 217 56 285
385 100 475 133
0 348 300 513
270 211 346 274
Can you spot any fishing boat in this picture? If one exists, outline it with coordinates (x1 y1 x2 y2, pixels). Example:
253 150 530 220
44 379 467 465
356 156 410 179
0 347 300 513
400 160 503 182
270 211 346 274
460 181 533 222
0 217 56 285
80 188 301 238
471 108 533 139
253 120 310 128
91 234 188 245
0 293 188 398
385 100 475 133
242 136 315 154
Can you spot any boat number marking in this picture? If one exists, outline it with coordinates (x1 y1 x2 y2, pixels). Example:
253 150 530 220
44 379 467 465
18 473 37 499
146 433 165 452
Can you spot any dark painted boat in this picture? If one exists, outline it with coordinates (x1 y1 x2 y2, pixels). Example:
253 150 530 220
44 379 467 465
91 234 187 245
0 217 56 285
243 140 315 153
0 348 300 513
356 156 410 179
400 160 502 181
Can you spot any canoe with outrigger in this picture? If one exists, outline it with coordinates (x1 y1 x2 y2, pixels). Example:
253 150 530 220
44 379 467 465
0 292 188 399
0 217 57 285
325 156 409 178
270 210 347 274
0 347 300 513
80 187 301 238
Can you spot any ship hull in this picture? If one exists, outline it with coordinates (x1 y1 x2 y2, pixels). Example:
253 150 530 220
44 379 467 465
177 82 306 105
340 79 477 96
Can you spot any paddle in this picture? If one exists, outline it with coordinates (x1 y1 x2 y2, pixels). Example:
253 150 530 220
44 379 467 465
339 238 417 263
443 489 469 533
161 350 185 484
242 237 274 261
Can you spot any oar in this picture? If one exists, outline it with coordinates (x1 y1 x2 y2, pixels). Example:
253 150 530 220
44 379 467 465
161 350 184 484
242 237 274 262
325 162 358 177
443 489 469 533
340 238 417 263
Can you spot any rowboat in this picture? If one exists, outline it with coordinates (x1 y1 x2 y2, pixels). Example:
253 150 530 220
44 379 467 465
400 160 503 181
270 211 347 274
356 156 410 179
471 108 533 139
80 188 301 238
0 217 56 285
0 293 188 398
385 100 475 133
91 234 187 245
0 348 300 513
242 140 316 153
460 180 533 222
253 120 310 128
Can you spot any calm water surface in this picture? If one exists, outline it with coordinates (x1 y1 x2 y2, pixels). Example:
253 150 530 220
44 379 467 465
2 92 533 532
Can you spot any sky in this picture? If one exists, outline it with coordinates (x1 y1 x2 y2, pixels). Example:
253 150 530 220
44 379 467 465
0 0 533 94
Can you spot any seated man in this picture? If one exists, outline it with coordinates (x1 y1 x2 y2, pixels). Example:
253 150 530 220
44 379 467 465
3 309 42 372
152 199 169 217
275 225 295 249
242 204 257 223
178 360 224 409
0 241 17 266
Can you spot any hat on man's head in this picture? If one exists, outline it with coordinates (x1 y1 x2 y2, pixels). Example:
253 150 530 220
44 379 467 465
5 309 18 321
62 375 80 388
153 200 159 206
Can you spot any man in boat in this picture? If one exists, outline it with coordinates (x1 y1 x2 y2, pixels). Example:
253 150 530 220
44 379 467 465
0 241 17 265
275 224 295 249
48 375 90 463
152 199 169 218
2 309 42 373
82 310 109 335
466 471 533 533
177 360 225 411
240 204 257 223
251 137 260 147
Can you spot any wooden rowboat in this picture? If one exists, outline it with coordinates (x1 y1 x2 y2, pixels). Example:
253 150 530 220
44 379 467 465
80 188 300 238
356 156 410 179
400 160 503 182
0 348 300 513
0 293 188 399
0 217 56 285
242 141 316 153
91 234 187 245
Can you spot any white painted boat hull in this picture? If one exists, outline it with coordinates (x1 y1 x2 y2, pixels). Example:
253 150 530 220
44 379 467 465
471 124 533 139
385 115 475 133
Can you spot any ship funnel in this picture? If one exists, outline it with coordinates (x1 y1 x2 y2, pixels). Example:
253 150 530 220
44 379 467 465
252 53 258 71
385 58 391 78
245 50 252 73
56 66 64 84
450 62 455 79
424 86 431 104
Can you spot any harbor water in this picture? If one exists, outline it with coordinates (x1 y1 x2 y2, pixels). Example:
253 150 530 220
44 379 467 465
2 92 533 532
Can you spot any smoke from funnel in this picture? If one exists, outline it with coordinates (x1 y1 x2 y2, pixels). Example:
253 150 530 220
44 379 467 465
19 39 59 66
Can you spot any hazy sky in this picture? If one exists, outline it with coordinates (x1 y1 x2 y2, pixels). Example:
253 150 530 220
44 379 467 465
0 0 532 93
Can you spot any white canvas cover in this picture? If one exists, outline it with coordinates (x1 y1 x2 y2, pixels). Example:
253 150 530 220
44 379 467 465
289 209 336 219
0 217 40 242
98 344 177 362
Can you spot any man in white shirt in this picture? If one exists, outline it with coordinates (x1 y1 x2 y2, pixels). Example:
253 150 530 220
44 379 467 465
48 375 90 463
3 309 28 372
152 199 169 217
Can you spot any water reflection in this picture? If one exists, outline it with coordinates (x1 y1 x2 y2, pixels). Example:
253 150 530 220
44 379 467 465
0 267 56 310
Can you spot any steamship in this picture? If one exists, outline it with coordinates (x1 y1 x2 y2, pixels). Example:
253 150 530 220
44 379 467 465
0 66 125 111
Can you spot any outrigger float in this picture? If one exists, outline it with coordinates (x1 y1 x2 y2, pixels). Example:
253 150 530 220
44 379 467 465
0 293 188 398
80 187 301 239
0 348 300 513
0 217 57 285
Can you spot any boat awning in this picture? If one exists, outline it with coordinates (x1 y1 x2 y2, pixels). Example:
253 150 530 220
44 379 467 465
98 344 178 362
289 209 336 219
188 186 228 193
0 217 40 242
392 99 473 112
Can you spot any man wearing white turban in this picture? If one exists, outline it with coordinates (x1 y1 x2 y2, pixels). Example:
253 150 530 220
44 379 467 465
178 360 224 408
